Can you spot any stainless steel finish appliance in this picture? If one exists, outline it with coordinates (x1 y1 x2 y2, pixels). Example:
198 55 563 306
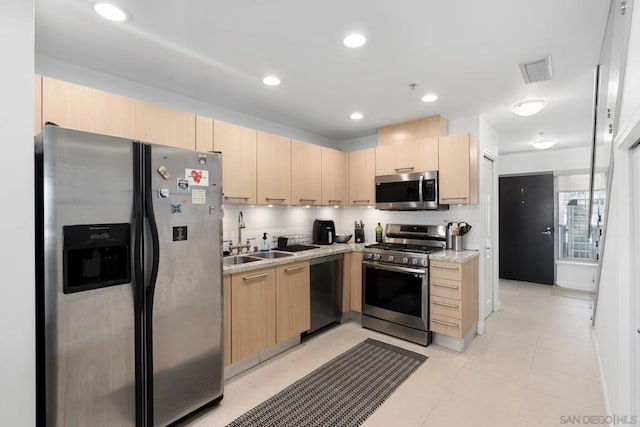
306 254 344 335
362 224 446 346
312 219 336 245
35 126 224 426
375 170 448 211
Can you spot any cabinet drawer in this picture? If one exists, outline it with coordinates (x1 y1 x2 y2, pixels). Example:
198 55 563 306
430 277 462 299
430 313 462 338
430 295 462 319
430 261 462 281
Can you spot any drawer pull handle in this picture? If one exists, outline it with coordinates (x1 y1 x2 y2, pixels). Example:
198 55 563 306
243 273 269 281
432 283 459 289
352 199 370 203
432 319 459 328
433 301 459 309
394 166 415 172
266 197 287 201
432 265 459 271
299 198 316 202
328 199 343 203
224 195 250 200
284 266 305 273
441 197 468 201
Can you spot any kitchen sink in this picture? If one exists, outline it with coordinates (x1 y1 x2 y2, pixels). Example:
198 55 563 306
223 255 263 265
252 250 294 259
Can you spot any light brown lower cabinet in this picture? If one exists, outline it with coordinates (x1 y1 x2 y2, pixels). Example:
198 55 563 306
230 267 276 364
276 261 311 344
223 275 231 367
429 257 478 339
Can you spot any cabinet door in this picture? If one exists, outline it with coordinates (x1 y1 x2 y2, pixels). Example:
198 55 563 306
195 116 213 152
223 275 231 367
415 137 439 172
348 148 375 206
35 75 42 136
438 133 478 204
231 268 276 363
276 261 310 343
375 141 416 175
41 77 196 149
257 131 291 205
291 140 321 205
350 252 363 312
377 115 448 146
213 120 257 205
321 147 347 205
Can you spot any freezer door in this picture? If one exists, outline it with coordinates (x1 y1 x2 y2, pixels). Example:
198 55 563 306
38 127 137 426
146 145 223 425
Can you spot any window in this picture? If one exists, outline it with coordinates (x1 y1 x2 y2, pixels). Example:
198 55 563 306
558 190 605 261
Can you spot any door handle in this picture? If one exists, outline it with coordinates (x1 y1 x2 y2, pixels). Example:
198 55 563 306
540 231 552 235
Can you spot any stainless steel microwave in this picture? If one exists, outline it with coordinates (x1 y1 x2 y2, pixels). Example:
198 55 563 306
375 171 448 210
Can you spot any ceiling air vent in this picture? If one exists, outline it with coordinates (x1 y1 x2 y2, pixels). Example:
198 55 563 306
519 56 553 84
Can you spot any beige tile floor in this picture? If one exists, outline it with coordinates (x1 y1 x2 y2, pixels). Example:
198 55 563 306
188 280 604 427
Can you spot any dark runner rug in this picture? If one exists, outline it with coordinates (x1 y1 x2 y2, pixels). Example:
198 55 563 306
226 338 428 427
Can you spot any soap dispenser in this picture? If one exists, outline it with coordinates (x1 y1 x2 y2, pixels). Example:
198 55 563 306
261 232 269 252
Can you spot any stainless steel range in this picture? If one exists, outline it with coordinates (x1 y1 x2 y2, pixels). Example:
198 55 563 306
361 224 446 346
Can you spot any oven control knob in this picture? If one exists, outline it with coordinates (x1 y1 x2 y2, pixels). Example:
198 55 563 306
411 258 418 265
402 257 409 263
421 259 428 267
373 254 381 261
365 253 373 259
388 255 394 262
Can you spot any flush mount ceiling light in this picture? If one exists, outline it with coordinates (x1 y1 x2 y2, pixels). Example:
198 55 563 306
511 99 548 117
262 75 281 86
350 112 364 120
343 33 367 48
421 94 438 103
93 2 129 22
532 132 556 150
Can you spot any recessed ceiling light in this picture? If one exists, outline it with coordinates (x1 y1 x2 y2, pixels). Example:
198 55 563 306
532 132 556 149
93 2 129 22
343 33 367 48
421 94 438 103
350 112 364 120
262 75 281 86
511 99 548 117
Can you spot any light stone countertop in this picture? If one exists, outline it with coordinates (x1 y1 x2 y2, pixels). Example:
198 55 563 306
428 249 480 263
223 243 479 275
223 242 366 275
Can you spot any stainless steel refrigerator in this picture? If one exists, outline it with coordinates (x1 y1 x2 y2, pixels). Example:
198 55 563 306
35 125 224 426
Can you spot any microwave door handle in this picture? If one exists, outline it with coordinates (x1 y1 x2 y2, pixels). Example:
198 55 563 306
418 175 424 203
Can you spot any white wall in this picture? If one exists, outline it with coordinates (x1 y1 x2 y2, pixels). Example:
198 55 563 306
1 1 35 424
593 0 640 417
499 146 592 176
36 55 341 150
340 133 377 152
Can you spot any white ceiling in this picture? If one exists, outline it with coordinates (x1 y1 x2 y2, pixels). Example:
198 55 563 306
35 0 611 153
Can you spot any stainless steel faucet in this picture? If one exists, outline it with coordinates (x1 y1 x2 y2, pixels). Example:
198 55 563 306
238 211 246 245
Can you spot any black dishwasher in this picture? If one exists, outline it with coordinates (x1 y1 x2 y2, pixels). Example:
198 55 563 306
305 254 343 335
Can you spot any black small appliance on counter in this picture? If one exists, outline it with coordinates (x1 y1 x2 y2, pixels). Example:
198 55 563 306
312 219 335 245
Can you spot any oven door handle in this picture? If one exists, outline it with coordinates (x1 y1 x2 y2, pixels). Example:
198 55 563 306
362 260 426 275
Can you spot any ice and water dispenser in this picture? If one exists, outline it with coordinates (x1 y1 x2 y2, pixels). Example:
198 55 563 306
63 223 131 293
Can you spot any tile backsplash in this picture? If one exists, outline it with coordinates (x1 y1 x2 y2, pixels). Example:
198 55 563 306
222 204 481 251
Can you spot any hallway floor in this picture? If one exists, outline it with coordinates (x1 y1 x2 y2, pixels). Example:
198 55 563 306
190 280 604 427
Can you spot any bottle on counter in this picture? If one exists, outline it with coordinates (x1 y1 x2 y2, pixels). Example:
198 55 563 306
261 232 269 252
375 223 383 243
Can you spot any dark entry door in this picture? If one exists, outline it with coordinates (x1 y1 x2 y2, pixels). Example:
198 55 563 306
499 174 554 285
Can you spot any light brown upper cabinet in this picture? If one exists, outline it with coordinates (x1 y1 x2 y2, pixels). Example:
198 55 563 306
377 115 448 146
35 75 42 136
41 77 196 149
213 120 257 205
438 133 478 205
257 131 291 205
348 148 375 206
321 147 348 206
291 140 321 206
195 116 213 152
375 137 438 176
